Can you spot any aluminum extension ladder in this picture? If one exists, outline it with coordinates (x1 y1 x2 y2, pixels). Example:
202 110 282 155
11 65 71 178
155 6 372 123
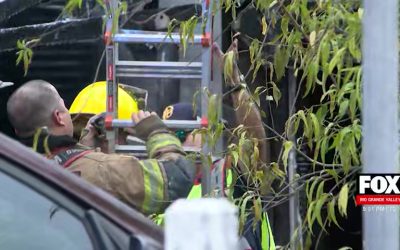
103 0 220 195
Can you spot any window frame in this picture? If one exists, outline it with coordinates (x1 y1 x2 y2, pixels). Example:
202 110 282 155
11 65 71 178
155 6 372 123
0 157 107 249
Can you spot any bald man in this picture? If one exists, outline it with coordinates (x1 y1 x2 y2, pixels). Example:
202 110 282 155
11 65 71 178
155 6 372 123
7 80 196 216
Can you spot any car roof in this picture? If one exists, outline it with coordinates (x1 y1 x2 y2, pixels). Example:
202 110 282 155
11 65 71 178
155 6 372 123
0 132 163 245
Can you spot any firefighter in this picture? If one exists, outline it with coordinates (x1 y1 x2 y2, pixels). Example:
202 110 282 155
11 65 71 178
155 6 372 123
6 79 196 216
69 81 139 142
68 81 144 152
161 39 275 250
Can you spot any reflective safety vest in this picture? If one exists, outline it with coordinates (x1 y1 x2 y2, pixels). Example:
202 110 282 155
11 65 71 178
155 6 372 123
261 212 275 250
152 157 275 250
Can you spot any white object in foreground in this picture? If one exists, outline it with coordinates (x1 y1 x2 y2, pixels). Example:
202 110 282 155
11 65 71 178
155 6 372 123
165 198 238 250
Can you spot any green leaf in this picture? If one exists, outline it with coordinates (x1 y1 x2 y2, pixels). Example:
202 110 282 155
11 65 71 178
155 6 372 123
338 184 349 217
224 51 235 83
249 39 260 64
337 82 354 103
349 91 357 121
281 16 289 35
282 140 293 171
316 104 328 122
353 121 362 142
253 59 264 82
324 122 334 136
166 18 178 41
17 40 24 50
328 47 346 74
16 51 24 66
309 31 316 47
208 94 220 126
305 231 313 249
23 51 30 75
272 82 281 105
271 162 286 177
320 87 336 103
309 113 320 139
325 169 339 184
328 198 342 228
338 99 349 119
358 8 364 18
178 17 197 57
239 193 254 235
320 38 330 69
297 110 309 135
224 0 232 13
251 139 260 165
316 180 325 199
269 0 277 9
304 61 318 97
338 247 353 250
261 16 268 35
292 115 300 136
320 137 329 163
274 46 289 80
231 151 239 167
307 201 316 233
307 178 318 202
65 0 83 13
252 197 262 231
315 193 328 229
120 1 128 14
348 36 361 62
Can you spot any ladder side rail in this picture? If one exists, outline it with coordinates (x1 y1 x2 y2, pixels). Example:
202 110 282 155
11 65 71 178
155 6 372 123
200 0 213 196
105 0 120 153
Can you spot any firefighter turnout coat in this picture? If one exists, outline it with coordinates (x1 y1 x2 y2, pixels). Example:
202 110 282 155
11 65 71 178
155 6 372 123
21 115 196 215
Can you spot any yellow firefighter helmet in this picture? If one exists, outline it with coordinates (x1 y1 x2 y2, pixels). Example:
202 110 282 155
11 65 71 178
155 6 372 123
69 81 139 119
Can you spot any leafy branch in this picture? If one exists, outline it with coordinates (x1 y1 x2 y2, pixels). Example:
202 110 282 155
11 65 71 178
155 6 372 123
16 39 40 76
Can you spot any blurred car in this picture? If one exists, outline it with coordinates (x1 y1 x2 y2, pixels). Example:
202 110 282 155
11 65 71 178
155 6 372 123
0 132 163 250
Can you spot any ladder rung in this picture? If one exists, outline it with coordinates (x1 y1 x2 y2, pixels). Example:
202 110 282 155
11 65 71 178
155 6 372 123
116 72 201 79
113 30 204 44
111 119 205 129
116 61 202 68
115 61 202 79
115 145 201 153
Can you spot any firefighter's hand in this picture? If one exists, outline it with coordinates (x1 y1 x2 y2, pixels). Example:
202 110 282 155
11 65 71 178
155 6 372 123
130 110 165 140
79 122 98 148
79 113 104 147
132 110 158 125
212 38 241 86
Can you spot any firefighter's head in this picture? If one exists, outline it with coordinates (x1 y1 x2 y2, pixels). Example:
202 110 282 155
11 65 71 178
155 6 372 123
69 81 144 152
162 103 202 148
69 81 139 140
7 80 74 138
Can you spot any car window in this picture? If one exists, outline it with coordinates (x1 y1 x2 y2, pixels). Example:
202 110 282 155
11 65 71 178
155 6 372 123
0 170 93 250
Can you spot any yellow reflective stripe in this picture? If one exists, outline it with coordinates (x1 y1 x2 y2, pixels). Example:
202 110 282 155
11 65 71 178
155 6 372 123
147 133 182 157
261 212 269 250
187 168 232 200
147 135 182 157
187 184 202 199
43 135 51 156
148 133 181 147
148 139 182 158
141 160 165 214
153 214 165 226
261 212 275 250
226 169 233 187
32 128 42 152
